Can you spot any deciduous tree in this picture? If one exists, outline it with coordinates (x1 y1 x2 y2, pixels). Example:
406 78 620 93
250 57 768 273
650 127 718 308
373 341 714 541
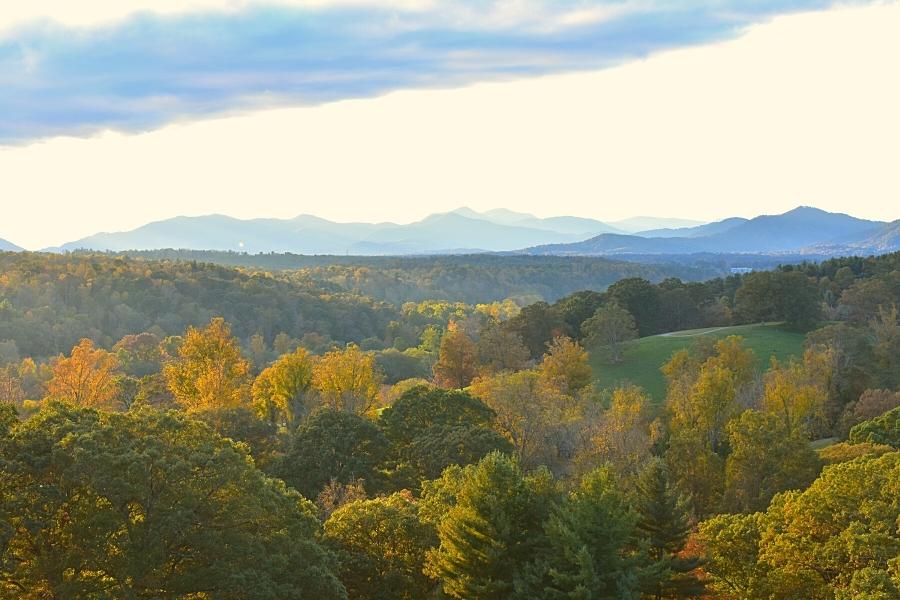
47 338 122 409
581 302 638 363
313 344 381 415
163 317 251 413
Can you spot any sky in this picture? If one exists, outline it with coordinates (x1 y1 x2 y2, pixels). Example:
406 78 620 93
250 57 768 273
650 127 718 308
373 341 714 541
1 0 898 249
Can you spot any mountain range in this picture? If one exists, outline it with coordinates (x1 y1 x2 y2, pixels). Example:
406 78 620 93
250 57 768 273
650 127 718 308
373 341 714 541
0 239 23 252
3 206 896 257
524 207 898 256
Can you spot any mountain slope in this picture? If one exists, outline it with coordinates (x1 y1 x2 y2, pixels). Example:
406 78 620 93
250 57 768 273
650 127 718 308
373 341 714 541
807 219 900 255
637 217 749 238
0 238 23 252
695 207 882 252
608 216 705 233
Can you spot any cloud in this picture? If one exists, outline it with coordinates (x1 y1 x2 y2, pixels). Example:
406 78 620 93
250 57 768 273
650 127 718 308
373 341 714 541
0 0 855 143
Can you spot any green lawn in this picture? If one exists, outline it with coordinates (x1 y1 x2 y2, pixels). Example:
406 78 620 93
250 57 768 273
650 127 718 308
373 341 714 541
591 323 807 402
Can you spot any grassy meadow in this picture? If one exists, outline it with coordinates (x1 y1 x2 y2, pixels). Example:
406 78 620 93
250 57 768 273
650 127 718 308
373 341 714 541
591 323 807 402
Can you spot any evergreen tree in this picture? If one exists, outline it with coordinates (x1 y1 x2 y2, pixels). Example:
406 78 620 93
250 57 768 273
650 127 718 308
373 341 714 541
424 452 557 600
634 458 705 600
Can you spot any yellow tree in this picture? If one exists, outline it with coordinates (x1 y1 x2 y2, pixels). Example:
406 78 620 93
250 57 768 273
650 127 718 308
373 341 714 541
761 347 832 436
312 344 381 415
582 385 660 480
537 336 592 396
48 339 122 409
252 348 315 425
163 317 251 413
432 322 478 389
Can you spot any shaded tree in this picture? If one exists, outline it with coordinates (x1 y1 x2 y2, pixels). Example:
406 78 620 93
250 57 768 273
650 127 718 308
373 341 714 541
0 402 346 599
581 302 638 364
279 409 388 499
324 492 437 600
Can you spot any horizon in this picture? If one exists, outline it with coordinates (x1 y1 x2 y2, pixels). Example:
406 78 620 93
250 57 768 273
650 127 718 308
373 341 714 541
1 1 899 248
1 203 890 252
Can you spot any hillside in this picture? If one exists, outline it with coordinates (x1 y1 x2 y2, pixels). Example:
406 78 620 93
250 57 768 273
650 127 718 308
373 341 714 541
636 217 749 238
73 251 724 304
808 219 900 255
591 323 806 401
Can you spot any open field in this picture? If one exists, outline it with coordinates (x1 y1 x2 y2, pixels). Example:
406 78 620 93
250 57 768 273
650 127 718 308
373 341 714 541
591 323 807 402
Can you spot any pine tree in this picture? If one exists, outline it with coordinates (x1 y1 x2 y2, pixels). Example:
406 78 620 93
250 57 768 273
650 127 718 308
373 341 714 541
634 458 705 599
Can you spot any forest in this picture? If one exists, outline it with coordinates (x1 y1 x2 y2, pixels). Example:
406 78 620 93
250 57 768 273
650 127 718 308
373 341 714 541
1 250 899 599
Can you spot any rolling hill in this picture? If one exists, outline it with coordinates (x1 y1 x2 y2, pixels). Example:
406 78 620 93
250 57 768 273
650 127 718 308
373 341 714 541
591 323 806 401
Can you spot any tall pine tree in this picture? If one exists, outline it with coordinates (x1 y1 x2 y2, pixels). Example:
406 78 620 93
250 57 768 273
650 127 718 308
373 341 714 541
634 458 705 599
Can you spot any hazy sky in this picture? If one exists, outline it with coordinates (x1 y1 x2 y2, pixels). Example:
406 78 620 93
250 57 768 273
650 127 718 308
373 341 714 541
1 0 898 249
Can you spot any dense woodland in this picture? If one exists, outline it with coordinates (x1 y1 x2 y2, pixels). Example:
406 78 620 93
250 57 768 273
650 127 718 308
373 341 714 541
1 250 899 599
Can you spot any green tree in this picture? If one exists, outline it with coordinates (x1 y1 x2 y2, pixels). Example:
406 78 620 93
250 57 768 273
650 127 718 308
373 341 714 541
520 467 643 600
605 277 663 336
379 386 511 484
702 452 900 599
634 458 705 600
581 302 638 364
723 410 821 513
279 409 388 499
163 317 251 413
0 402 346 599
324 492 437 600
505 301 567 359
849 405 900 448
424 452 557 600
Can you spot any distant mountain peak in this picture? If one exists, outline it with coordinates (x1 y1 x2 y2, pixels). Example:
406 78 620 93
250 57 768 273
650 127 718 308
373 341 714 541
0 238 24 252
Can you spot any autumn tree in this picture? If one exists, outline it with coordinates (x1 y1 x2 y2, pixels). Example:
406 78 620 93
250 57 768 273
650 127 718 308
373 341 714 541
476 321 530 373
761 347 832 437
581 302 638 363
432 323 478 389
112 332 163 377
663 336 756 516
470 370 576 471
47 339 122 409
579 384 659 480
0 366 24 406
723 410 821 513
313 344 381 415
536 336 593 396
163 317 251 413
252 347 315 425
702 452 900 599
